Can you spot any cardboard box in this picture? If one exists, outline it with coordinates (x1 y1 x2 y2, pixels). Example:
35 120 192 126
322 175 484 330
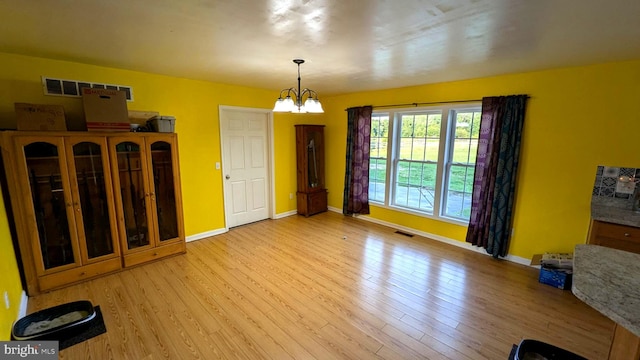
128 110 159 125
531 254 543 266
530 253 573 269
82 88 129 131
15 103 67 131
539 266 573 289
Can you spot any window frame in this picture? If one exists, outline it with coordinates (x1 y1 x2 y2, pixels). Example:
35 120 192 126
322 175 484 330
368 103 482 225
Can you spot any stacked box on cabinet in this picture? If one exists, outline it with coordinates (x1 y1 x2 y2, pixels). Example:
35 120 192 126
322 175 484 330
15 103 67 131
82 88 130 131
149 116 176 133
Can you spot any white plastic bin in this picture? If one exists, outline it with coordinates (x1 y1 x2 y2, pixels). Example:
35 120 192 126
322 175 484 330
150 116 175 133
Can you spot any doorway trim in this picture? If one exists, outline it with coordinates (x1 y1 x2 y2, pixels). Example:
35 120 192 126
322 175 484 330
218 105 275 231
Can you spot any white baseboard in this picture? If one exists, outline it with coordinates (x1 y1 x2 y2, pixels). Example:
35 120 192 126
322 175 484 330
273 210 297 219
186 228 227 242
19 290 27 319
186 211 297 242
345 212 531 267
328 206 341 213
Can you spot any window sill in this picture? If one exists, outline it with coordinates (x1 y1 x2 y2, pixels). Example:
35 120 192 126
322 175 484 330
369 202 469 227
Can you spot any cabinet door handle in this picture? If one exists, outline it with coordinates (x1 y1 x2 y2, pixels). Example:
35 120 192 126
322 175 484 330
624 233 631 237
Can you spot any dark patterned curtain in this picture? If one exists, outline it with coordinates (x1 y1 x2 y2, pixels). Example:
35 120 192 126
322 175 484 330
466 95 528 258
343 106 373 215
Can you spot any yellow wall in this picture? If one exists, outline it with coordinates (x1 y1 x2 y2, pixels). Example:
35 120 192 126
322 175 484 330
322 60 640 259
0 180 23 340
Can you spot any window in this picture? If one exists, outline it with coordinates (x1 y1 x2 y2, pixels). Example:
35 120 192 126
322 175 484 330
369 114 389 202
368 104 481 222
394 111 442 212
444 109 481 219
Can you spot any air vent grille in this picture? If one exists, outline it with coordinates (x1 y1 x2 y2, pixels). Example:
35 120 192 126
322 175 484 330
42 76 133 101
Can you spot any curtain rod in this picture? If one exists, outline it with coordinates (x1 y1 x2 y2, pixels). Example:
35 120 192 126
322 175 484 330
345 99 480 111
345 96 530 111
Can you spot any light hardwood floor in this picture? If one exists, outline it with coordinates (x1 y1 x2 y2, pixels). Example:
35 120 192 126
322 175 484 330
28 211 614 359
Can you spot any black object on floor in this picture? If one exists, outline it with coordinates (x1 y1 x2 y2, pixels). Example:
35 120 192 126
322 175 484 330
11 302 106 350
508 344 517 360
60 306 106 350
515 339 587 360
12 300 96 341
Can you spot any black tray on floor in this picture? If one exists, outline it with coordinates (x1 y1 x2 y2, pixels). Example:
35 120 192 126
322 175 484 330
12 300 97 342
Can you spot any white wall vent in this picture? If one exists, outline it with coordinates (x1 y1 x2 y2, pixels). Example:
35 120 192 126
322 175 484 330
42 76 133 101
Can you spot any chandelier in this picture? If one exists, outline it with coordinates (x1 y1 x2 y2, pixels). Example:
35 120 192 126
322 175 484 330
273 59 324 113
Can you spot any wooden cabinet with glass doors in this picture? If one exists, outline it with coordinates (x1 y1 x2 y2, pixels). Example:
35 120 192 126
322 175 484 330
108 134 185 268
0 131 185 295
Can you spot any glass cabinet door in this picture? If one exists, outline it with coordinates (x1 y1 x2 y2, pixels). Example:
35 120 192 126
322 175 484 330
22 139 78 271
150 141 179 242
305 128 325 190
69 140 117 260
114 141 150 250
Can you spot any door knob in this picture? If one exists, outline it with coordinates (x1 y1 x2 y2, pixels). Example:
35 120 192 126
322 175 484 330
225 175 230 180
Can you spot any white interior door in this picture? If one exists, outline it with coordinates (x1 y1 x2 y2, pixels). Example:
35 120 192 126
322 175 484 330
219 106 272 228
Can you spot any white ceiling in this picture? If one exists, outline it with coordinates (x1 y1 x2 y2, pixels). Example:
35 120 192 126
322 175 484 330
1 0 640 96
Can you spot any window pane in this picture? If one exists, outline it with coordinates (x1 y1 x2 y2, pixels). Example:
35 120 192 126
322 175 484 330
369 114 388 203
400 115 415 137
408 162 422 186
394 112 442 214
467 139 478 163
425 139 439 162
396 160 410 185
445 165 474 219
426 114 442 136
470 111 481 138
399 138 413 160
369 158 384 181
369 181 385 203
370 141 379 159
399 113 441 162
454 112 473 138
443 108 481 220
425 114 440 162
413 116 427 137
393 160 436 213
452 139 472 164
421 163 437 189
411 138 425 161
